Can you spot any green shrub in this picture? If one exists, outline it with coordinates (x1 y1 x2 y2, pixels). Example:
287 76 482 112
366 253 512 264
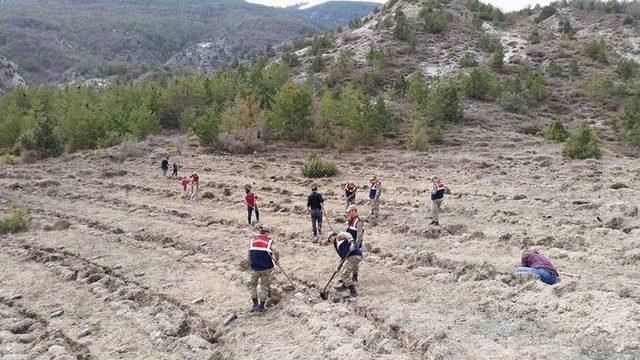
529 27 541 44
619 95 640 146
459 52 478 68
393 8 413 41
545 120 570 141
192 108 221 148
265 82 313 141
615 59 638 80
301 152 338 178
477 34 501 52
428 82 464 125
586 73 615 104
2 155 22 165
568 59 581 77
498 91 529 114
0 203 32 234
623 15 634 25
281 51 300 68
463 68 501 100
535 4 557 23
511 68 551 104
584 39 608 64
310 55 325 74
419 7 452 33
558 18 575 39
490 43 505 72
393 76 409 96
546 59 563 77
562 123 602 159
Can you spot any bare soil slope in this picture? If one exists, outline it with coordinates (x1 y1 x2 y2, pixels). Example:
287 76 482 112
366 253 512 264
1 130 639 359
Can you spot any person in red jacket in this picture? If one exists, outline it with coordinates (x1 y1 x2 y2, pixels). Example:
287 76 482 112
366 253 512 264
516 249 559 285
179 177 191 198
245 185 260 225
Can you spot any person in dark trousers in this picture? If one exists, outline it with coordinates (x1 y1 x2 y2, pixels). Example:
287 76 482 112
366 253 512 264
245 185 259 225
517 249 560 285
161 157 169 177
171 162 178 177
307 186 324 241
248 224 279 312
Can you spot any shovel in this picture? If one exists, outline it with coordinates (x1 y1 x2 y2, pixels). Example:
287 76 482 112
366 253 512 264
270 253 296 289
319 254 349 300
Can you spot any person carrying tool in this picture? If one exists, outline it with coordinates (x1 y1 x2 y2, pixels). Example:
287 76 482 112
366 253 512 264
307 186 324 241
368 175 381 218
345 204 364 283
516 249 559 285
179 177 191 198
245 185 260 225
327 231 361 297
430 175 448 226
189 172 200 198
248 224 279 312
171 162 179 177
161 157 169 177
344 182 357 208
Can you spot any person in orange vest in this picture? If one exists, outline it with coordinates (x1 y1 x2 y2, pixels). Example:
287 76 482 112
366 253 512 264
368 175 381 218
430 175 448 226
189 172 200 199
344 182 357 208
248 224 279 312
327 231 361 297
345 204 364 284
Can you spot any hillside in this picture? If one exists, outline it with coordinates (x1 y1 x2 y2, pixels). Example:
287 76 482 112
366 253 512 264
0 56 25 94
1 0 640 359
0 0 378 85
294 1 382 28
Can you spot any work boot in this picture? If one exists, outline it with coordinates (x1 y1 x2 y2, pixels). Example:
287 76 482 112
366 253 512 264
333 282 348 291
250 298 259 312
349 285 358 297
352 272 358 282
256 301 266 312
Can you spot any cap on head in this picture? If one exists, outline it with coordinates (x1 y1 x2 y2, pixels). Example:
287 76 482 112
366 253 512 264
369 175 377 181
326 231 338 243
430 175 438 181
312 186 318 191
258 223 270 233
346 204 358 212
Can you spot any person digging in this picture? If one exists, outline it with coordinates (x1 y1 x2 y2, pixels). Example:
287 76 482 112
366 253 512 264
307 185 324 242
326 231 361 297
344 182 357 208
245 185 260 226
430 175 448 226
248 224 280 312
368 175 381 218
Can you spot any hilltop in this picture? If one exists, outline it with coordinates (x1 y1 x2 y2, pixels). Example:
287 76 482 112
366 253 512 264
0 0 379 86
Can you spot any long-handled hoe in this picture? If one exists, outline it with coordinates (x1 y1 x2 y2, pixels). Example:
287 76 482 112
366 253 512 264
319 255 348 300
270 253 296 288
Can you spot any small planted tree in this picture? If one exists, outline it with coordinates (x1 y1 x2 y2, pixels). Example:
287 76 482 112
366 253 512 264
0 203 32 234
393 7 412 41
301 152 338 178
545 120 570 141
459 52 478 68
584 39 608 64
463 68 501 100
562 122 602 159
490 43 505 72
615 59 638 81
529 26 541 44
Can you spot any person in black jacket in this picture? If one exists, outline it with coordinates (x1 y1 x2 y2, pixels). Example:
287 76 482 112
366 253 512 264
160 157 169 177
307 186 324 241
430 175 448 226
